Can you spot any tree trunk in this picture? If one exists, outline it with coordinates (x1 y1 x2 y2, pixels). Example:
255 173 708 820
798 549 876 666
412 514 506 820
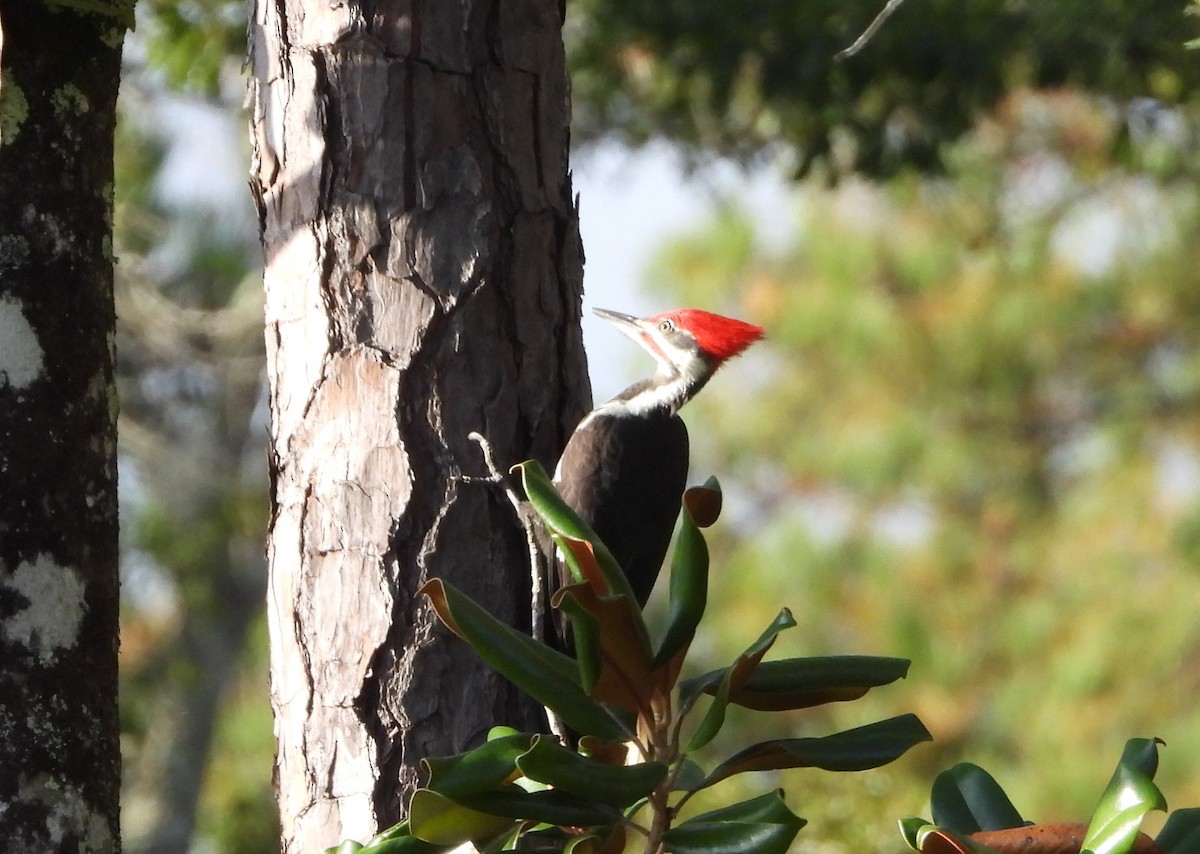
0 3 125 850
247 1 589 849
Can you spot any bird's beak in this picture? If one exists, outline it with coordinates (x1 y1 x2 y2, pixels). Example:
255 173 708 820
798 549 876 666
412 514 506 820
593 308 650 344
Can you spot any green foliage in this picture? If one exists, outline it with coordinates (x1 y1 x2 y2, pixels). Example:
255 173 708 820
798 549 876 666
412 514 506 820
138 0 245 94
649 88 1200 843
568 0 1200 176
335 462 929 853
900 738 1200 854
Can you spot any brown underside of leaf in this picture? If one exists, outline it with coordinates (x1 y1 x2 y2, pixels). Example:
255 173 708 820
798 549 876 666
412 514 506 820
968 823 1163 854
683 486 722 527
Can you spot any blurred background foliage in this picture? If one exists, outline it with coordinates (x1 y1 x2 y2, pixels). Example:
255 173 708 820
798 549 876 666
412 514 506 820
567 0 1200 176
116 0 1200 851
650 88 1200 849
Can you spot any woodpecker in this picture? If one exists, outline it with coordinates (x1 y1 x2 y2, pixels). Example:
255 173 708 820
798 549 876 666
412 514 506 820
553 307 764 607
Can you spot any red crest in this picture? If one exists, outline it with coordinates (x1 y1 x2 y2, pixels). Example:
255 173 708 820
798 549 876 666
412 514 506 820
652 309 764 362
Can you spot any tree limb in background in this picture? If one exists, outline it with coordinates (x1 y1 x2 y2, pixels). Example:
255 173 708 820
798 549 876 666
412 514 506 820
836 0 909 60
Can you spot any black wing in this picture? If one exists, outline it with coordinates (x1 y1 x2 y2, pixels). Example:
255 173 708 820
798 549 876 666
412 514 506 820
554 410 689 606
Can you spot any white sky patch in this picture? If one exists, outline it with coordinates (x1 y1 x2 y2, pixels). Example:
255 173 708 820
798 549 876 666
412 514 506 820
1155 439 1200 509
1051 176 1172 278
871 498 935 549
2 555 87 664
0 295 45 388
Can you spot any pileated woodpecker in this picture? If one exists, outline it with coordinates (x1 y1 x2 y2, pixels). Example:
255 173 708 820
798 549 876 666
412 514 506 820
553 308 764 606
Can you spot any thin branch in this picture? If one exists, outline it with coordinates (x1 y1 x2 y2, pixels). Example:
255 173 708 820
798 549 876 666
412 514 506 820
466 432 569 744
835 0 908 61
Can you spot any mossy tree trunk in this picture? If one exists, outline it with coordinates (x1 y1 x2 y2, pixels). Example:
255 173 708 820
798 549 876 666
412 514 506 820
0 2 126 850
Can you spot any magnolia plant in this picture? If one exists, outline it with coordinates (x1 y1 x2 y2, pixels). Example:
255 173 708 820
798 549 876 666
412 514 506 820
332 461 930 854
899 738 1200 854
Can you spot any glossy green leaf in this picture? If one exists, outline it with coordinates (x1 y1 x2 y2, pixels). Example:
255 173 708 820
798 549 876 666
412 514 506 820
422 733 532 800
458 785 623 827
673 758 708 791
1117 737 1163 779
898 816 930 849
516 735 668 806
896 819 1001 854
515 460 640 605
555 582 656 713
367 821 424 844
678 609 797 713
330 820 442 854
420 579 629 741
680 609 797 752
662 790 806 854
698 714 931 790
654 485 714 672
556 589 603 691
408 789 517 846
1080 760 1167 854
685 669 734 754
1156 808 1200 853
930 763 1025 834
716 655 911 711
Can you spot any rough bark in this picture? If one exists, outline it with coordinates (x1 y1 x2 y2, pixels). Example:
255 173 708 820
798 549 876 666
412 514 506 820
0 3 125 850
247 1 589 849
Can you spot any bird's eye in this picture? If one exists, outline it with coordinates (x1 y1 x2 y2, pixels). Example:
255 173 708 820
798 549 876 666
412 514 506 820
658 319 675 333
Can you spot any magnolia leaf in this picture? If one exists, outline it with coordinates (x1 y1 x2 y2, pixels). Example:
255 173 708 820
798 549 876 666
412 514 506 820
896 819 999 854
679 609 798 752
457 785 622 828
1080 761 1167 854
515 460 639 605
685 668 734 754
516 735 668 807
930 763 1025 834
654 485 713 674
662 790 805 854
673 758 708 791
556 589 604 691
682 478 723 528
1157 808 1200 853
408 789 516 846
698 714 931 790
720 655 911 712
969 822 1164 853
1118 737 1164 779
555 582 656 713
678 609 797 713
420 579 628 741
578 736 635 767
422 732 532 800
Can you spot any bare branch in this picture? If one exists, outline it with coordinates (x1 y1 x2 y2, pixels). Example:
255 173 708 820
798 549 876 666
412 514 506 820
466 432 569 744
835 0 908 61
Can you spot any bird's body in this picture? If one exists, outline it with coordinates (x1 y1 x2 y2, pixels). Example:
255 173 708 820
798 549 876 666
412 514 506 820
552 308 763 607
555 404 689 605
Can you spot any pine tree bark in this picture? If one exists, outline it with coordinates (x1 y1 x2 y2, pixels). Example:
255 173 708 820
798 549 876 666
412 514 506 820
248 1 589 849
0 4 124 850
